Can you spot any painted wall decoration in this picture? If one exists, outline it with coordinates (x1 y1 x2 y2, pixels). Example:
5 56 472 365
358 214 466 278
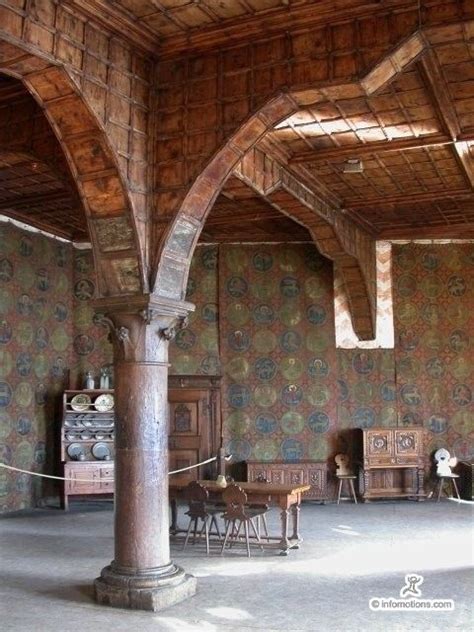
0 222 73 512
336 349 397 434
393 243 473 462
169 245 220 376
218 244 338 464
1 221 473 513
69 249 113 390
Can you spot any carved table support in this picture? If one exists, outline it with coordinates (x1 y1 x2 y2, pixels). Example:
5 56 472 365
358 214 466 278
93 295 196 611
291 501 301 541
279 508 290 555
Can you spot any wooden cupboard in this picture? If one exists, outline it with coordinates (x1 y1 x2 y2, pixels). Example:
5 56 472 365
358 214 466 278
357 427 426 501
60 389 115 510
168 375 222 482
60 376 222 507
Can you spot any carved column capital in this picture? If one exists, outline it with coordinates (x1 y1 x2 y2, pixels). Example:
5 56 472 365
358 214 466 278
93 295 194 363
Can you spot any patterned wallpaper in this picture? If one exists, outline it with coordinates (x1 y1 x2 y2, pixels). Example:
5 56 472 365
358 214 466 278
1 226 473 512
169 245 220 376
0 222 73 512
69 249 113 390
336 349 397 431
218 244 338 464
393 243 473 461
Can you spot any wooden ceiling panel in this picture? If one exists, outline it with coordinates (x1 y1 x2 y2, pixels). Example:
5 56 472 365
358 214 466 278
362 197 474 239
199 177 311 243
274 68 444 162
269 57 474 239
111 0 312 39
0 77 89 241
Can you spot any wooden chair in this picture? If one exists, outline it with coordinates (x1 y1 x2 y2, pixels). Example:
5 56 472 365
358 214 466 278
182 481 222 555
335 453 358 504
434 449 461 502
220 484 269 557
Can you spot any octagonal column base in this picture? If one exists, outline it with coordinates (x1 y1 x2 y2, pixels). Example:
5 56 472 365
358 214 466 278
94 562 197 612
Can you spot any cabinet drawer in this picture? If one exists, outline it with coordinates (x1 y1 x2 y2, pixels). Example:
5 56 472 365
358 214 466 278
396 457 418 466
100 480 115 491
99 466 114 479
365 456 396 466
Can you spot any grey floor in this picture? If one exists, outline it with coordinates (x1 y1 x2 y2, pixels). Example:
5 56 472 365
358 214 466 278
0 499 473 632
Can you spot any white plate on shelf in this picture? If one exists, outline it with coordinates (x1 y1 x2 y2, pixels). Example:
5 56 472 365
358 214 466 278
67 443 86 460
94 394 114 412
92 442 111 460
70 394 91 412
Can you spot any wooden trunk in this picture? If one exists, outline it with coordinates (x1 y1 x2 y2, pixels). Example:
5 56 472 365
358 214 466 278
246 460 327 502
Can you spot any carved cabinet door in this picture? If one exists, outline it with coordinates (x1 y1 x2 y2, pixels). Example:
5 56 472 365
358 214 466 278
168 388 212 481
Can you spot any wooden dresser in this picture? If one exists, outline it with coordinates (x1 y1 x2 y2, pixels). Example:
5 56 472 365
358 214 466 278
246 460 327 502
61 389 115 510
358 427 426 501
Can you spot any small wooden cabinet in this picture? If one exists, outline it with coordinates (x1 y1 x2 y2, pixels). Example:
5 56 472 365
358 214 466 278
60 389 115 509
246 461 327 501
357 427 426 501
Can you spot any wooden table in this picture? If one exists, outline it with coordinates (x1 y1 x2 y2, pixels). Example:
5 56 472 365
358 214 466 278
169 479 311 555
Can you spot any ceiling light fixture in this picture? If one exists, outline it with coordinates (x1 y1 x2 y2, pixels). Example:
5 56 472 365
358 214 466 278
342 159 363 174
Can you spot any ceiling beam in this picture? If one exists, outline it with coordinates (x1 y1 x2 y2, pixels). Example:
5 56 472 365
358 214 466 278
1 208 85 240
0 189 71 211
63 0 159 54
379 222 474 240
290 133 453 164
157 0 419 58
420 50 474 189
344 188 473 210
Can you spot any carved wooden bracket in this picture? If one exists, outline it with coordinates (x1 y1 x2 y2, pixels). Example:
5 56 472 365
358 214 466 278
93 295 195 363
159 316 188 342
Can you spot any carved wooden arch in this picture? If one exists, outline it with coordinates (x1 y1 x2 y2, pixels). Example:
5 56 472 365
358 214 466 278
154 33 427 339
0 41 145 297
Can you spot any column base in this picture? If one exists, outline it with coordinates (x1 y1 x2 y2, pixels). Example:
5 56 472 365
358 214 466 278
94 562 197 612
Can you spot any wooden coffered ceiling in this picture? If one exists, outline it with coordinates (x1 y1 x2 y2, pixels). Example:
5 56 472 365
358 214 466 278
266 47 474 239
1 6 473 245
0 76 88 241
202 175 312 243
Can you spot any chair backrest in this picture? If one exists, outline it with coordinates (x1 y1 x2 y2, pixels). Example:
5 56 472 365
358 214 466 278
335 453 352 476
222 483 248 520
434 448 457 476
184 481 209 517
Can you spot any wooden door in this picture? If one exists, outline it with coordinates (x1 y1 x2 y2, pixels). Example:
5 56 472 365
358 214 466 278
168 388 212 481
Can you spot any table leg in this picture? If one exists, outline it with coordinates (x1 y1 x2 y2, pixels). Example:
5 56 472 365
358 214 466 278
279 508 291 555
290 503 301 542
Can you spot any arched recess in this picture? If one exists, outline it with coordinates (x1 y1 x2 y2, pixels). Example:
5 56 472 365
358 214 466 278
154 32 427 340
0 41 145 297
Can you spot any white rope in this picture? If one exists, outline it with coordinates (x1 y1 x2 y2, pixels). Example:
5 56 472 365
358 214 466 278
0 456 219 483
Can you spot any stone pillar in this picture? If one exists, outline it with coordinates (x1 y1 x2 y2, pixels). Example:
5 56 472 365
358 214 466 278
93 296 196 611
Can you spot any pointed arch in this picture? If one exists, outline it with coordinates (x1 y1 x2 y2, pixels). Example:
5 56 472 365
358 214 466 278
0 41 146 297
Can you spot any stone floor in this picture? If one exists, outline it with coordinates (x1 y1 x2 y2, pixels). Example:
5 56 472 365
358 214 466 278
0 499 473 632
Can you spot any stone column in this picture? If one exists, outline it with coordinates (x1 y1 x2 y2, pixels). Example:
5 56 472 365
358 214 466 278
93 296 196 611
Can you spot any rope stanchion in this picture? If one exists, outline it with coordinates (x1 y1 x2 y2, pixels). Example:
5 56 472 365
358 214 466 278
0 454 229 483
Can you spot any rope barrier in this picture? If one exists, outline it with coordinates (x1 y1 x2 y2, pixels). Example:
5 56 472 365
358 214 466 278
0 455 223 483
